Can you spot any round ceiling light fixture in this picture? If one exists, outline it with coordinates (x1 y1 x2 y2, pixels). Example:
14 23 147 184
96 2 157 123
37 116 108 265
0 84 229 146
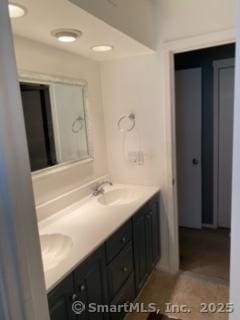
51 29 82 43
91 45 113 52
8 3 27 18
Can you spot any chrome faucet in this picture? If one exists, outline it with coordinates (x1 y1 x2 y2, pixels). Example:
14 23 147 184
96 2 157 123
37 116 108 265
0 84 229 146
92 181 113 196
93 181 113 197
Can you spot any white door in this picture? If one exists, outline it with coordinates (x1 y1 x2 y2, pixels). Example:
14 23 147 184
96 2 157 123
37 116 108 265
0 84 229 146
214 59 235 228
176 68 202 229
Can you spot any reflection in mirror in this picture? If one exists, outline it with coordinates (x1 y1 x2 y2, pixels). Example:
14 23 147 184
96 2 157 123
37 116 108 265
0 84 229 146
19 73 91 172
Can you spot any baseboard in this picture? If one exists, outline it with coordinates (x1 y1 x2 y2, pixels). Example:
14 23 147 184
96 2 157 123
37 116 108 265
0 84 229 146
156 263 175 274
202 223 217 229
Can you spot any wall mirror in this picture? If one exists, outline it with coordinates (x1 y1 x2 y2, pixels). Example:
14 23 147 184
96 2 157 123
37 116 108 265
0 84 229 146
19 71 93 173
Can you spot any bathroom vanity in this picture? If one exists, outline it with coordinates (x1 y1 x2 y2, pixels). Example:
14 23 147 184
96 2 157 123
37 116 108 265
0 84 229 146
17 69 161 320
42 188 160 320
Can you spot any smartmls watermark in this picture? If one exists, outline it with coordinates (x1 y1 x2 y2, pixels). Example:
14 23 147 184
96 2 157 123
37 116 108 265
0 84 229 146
72 301 234 315
72 301 160 314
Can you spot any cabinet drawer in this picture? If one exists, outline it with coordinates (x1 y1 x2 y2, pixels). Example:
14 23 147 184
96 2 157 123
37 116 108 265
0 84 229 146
107 243 133 300
106 220 132 263
109 274 135 320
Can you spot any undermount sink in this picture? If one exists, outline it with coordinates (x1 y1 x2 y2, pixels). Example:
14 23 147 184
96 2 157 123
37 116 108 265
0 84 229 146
40 234 73 271
98 188 141 206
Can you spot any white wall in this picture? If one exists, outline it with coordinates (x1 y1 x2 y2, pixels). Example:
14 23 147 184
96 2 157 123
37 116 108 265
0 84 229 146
101 55 164 186
157 0 235 44
13 36 108 206
101 53 170 269
101 0 235 270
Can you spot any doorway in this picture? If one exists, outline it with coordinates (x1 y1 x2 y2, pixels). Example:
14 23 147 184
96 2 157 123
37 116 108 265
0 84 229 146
174 44 235 282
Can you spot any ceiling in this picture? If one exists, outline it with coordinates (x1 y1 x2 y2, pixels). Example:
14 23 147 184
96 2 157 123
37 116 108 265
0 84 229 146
10 0 153 61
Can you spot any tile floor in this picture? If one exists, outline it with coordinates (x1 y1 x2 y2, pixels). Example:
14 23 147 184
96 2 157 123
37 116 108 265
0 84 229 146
126 227 230 320
126 271 229 320
179 227 230 282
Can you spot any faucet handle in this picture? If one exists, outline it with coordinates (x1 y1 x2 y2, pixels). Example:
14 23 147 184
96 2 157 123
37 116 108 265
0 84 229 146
92 180 112 196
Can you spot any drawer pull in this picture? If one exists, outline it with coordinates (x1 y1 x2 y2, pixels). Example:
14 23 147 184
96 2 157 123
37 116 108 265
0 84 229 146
71 294 78 301
122 267 128 273
121 237 127 243
80 285 85 292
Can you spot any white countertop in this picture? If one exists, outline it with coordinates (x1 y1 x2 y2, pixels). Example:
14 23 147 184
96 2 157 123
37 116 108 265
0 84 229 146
38 184 160 292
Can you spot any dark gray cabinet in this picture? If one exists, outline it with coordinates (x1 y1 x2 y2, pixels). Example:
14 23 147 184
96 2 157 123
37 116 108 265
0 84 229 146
133 195 160 293
132 206 148 292
74 247 108 320
105 221 132 263
109 274 135 320
149 196 161 268
48 248 107 320
48 193 160 320
105 220 135 320
48 275 74 320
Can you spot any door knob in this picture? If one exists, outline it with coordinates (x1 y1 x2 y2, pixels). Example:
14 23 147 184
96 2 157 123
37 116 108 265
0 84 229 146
192 158 199 165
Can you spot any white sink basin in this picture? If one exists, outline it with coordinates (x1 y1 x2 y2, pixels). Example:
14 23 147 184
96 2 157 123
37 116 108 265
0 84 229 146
98 188 141 206
40 234 73 271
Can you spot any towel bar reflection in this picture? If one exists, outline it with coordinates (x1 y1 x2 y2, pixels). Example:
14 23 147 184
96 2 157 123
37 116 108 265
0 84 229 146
72 116 84 133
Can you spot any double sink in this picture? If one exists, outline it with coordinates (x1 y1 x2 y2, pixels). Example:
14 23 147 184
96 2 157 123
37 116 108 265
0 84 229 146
40 187 143 273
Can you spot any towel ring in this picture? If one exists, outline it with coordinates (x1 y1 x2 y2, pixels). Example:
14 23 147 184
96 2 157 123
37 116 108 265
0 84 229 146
117 113 135 132
72 116 84 133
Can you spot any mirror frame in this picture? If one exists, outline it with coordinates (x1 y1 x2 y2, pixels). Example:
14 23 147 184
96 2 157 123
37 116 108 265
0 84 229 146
19 70 94 177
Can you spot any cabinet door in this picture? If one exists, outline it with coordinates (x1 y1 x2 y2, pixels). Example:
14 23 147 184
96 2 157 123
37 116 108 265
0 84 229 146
133 194 161 293
133 207 148 293
145 211 153 274
149 195 161 268
109 274 135 320
146 195 161 273
74 247 108 320
48 275 74 320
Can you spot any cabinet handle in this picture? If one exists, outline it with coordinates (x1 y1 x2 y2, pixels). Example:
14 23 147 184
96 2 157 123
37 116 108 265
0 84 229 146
122 267 128 273
121 236 126 243
71 293 78 301
80 285 85 292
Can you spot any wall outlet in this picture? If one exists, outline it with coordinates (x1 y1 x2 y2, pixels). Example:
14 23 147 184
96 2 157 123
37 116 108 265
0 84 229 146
128 151 144 166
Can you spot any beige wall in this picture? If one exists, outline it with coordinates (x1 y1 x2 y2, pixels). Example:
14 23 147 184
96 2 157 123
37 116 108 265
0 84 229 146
13 36 108 206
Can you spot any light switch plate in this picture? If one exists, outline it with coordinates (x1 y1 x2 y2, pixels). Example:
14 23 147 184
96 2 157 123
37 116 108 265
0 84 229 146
128 151 144 166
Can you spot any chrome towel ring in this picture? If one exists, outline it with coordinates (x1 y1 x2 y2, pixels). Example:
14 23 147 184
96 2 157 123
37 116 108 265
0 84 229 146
117 113 136 132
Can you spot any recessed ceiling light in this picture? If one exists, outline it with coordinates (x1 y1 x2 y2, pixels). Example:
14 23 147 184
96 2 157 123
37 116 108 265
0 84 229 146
91 45 113 52
8 3 27 18
51 29 82 43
